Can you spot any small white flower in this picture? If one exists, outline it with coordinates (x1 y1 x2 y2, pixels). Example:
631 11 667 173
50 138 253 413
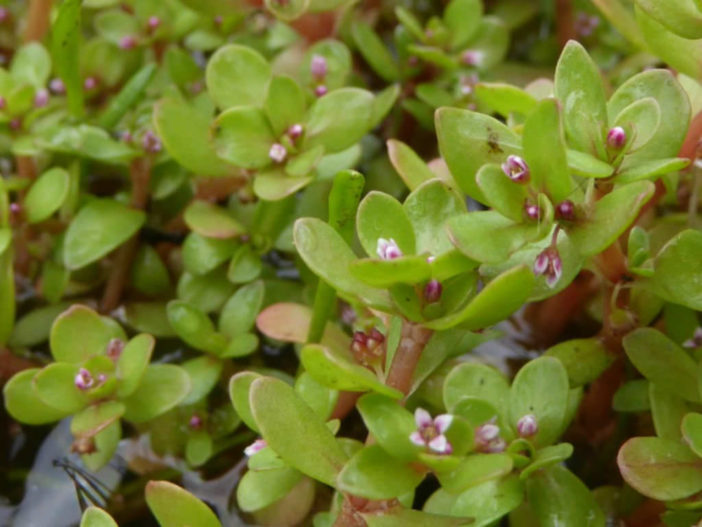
376 238 403 260
268 143 287 164
244 438 267 457
533 248 562 288
517 414 538 438
683 327 702 349
409 407 454 455
501 155 530 183
74 368 94 391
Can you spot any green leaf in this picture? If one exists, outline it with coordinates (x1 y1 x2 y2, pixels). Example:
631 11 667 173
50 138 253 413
386 140 436 191
427 265 535 330
509 356 569 447
219 280 265 337
51 0 83 116
526 465 604 527
250 376 348 486
183 200 245 239
523 98 574 203
181 356 223 405
71 401 125 439
24 167 70 224
554 41 607 157
650 229 702 310
474 83 537 118
123 302 175 337
80 507 118 527
167 300 228 355
357 191 415 257
544 338 614 388
607 70 690 163
154 97 233 177
294 218 391 310
100 63 156 129
115 334 154 398
613 380 650 412
568 181 654 257
229 371 261 432
615 157 689 184
33 362 89 413
301 344 403 399
3 368 69 424
337 445 425 500
436 107 521 202
357 393 418 461
64 199 145 270
520 443 573 479
182 233 238 276
404 180 466 255
635 0 702 39
131 245 171 297
439 453 513 494
255 302 349 349
264 75 306 137
650 383 689 440
227 244 262 283
206 44 271 110
146 480 222 527
295 372 338 420
682 413 702 458
50 305 125 363
476 164 528 223
352 22 400 82
350 256 432 287
214 106 275 169
447 210 547 263
618 437 702 501
445 0 482 48
443 362 510 416
303 88 374 153
623 328 700 403
123 365 191 423
185 430 213 466
450 475 524 526
265 0 308 21
8 302 72 347
566 150 614 179
237 466 303 512
300 40 352 91
363 508 472 527
613 97 660 152
82 420 120 470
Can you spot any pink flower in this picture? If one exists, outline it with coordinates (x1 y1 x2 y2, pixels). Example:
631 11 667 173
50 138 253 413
310 54 328 79
475 421 506 453
147 16 161 30
524 202 540 220
683 327 702 349
461 50 484 67
501 155 530 183
287 123 304 141
409 408 453 455
314 85 328 97
556 200 575 221
377 238 403 260
244 438 267 456
533 247 563 288
517 414 538 438
119 35 137 50
34 89 49 108
75 368 94 391
268 143 287 163
142 130 162 153
49 78 65 95
607 126 626 149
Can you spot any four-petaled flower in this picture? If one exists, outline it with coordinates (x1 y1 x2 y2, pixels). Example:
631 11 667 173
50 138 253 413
377 238 403 260
409 408 453 455
501 155 530 183
244 438 267 457
533 247 563 288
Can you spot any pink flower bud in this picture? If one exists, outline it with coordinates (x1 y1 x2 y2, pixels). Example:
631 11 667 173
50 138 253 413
556 200 575 220
524 203 540 220
213 15 223 25
34 89 49 108
533 247 562 288
683 327 702 349
517 414 538 437
84 77 98 91
147 16 161 30
189 414 203 429
49 78 65 95
244 438 267 456
119 35 137 50
75 368 94 391
106 338 125 360
314 84 328 97
0 96 6 109
268 143 287 164
377 238 403 260
142 130 162 153
501 155 530 183
607 126 626 149
0 8 8 23
310 54 328 79
287 123 303 141
476 423 500 443
461 50 483 67
9 118 21 130
424 280 442 303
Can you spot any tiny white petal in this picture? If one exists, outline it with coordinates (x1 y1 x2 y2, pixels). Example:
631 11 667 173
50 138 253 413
433 414 453 434
409 431 426 447
428 434 452 454
414 407 432 428
244 439 267 457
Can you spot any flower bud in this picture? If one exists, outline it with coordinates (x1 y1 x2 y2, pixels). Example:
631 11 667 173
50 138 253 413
533 247 562 288
287 123 303 141
75 368 94 391
424 280 442 303
501 155 530 183
607 126 626 149
461 50 483 67
9 118 21 130
268 143 287 164
189 414 203 429
0 95 6 109
524 202 540 220
310 54 328 80
34 89 49 108
119 35 137 50
106 338 125 360
213 15 223 26
314 84 328 97
476 423 500 443
556 200 575 220
377 238 402 260
49 78 66 95
0 8 8 23
142 130 162 153
147 16 161 30
84 77 98 91
517 414 538 437
244 438 267 456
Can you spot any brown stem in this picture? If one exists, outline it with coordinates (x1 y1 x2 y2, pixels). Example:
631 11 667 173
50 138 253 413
100 158 151 314
555 0 576 49
385 321 433 396
330 391 361 420
594 240 629 284
24 0 53 42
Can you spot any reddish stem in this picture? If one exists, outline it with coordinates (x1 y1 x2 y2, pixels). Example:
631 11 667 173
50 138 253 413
385 322 433 396
555 0 576 49
24 0 53 42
